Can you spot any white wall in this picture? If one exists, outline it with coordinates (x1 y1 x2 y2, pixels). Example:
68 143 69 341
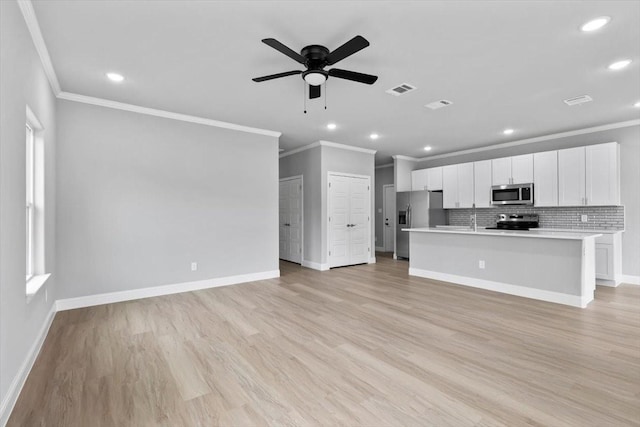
393 156 417 192
55 100 280 300
279 142 376 267
321 145 376 265
417 124 640 277
0 1 57 421
279 146 322 264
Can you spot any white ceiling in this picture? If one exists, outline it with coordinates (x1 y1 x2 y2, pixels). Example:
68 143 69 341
32 1 640 164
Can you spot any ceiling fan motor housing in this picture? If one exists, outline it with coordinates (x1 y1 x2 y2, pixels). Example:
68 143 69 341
301 45 330 70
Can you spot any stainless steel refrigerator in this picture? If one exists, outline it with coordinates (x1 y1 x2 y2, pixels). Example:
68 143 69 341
396 190 447 259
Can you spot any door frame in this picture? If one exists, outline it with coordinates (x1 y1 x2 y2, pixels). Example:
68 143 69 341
327 172 372 268
279 175 304 264
382 184 395 252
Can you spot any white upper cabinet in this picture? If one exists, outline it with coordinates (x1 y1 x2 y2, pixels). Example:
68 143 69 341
457 163 475 208
511 154 534 184
558 147 586 206
473 160 492 208
411 167 443 191
491 157 512 185
427 167 443 191
586 142 620 206
443 163 474 208
411 169 428 191
533 151 558 206
492 155 533 185
442 165 458 209
558 143 620 206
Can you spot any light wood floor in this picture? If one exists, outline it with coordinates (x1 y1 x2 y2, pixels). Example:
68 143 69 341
8 254 640 426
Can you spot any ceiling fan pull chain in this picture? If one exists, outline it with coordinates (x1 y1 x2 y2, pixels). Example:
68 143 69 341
303 80 307 114
324 81 327 110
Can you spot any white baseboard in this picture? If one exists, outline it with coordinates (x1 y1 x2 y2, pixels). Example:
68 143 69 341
56 270 280 311
0 304 56 426
375 246 384 252
301 260 330 271
409 268 592 308
620 274 640 285
368 257 376 264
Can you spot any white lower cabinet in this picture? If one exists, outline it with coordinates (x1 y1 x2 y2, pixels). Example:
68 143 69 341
595 232 622 286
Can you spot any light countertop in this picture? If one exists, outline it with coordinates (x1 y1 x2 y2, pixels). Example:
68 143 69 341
402 227 602 240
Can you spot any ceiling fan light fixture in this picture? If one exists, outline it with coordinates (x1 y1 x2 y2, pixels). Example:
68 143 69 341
303 71 327 86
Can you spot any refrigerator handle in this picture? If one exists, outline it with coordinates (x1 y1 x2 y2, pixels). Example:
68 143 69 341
406 205 411 228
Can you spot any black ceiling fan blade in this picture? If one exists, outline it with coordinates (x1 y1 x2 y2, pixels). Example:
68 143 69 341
252 70 302 82
328 68 378 85
261 38 306 64
309 84 321 99
326 35 370 65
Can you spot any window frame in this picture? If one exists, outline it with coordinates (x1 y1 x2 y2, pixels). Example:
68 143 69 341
25 106 50 301
26 122 36 281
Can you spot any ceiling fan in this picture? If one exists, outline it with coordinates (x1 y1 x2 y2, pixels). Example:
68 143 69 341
252 35 378 100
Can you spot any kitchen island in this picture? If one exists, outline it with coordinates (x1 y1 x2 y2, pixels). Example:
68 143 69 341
403 227 602 308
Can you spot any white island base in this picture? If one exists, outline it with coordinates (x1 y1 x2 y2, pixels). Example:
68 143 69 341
405 228 601 308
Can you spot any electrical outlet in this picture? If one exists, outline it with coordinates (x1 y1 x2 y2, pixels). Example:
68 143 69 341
191 262 198 271
581 214 588 223
479 260 485 269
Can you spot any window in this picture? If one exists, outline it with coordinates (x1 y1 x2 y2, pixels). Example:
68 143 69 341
25 106 50 300
26 123 35 280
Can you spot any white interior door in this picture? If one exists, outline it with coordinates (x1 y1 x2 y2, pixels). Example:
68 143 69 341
279 177 303 264
329 174 371 268
383 185 395 252
279 180 290 261
287 178 302 263
329 175 350 267
348 178 369 265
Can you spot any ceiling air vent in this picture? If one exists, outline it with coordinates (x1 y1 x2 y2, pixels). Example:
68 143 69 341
425 100 453 110
386 83 417 96
564 95 593 106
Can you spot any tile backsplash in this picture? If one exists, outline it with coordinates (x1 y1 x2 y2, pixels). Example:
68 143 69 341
448 205 624 230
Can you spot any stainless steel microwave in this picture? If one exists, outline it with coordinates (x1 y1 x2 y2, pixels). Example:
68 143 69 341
491 183 534 205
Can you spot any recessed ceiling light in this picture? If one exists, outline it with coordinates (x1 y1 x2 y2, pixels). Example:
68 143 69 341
608 60 632 70
424 146 432 151
327 123 337 130
503 128 514 135
634 101 640 108
106 72 124 82
370 133 379 140
580 16 611 32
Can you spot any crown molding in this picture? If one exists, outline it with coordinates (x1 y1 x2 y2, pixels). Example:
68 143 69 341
318 140 377 155
58 92 282 138
392 155 420 161
375 163 394 169
279 141 321 158
17 0 61 95
280 140 376 159
419 119 640 162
